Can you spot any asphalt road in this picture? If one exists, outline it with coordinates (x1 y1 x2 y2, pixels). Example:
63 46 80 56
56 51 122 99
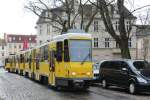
0 68 150 100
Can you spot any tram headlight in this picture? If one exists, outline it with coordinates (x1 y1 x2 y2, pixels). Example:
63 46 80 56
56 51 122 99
86 72 91 76
71 72 77 76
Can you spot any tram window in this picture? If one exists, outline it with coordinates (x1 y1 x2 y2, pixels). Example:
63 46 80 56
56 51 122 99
44 45 48 60
5 58 8 63
14 56 16 65
25 55 28 63
56 41 63 62
49 51 55 71
5 58 8 65
27 57 29 62
69 40 92 62
29 55 32 61
20 54 24 63
35 53 40 70
64 39 70 62
40 47 44 62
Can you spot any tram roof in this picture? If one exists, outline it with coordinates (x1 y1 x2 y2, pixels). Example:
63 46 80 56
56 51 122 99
36 33 92 48
52 33 92 42
16 32 92 51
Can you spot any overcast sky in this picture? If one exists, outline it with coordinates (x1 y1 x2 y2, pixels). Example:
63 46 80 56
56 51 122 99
0 0 38 38
0 0 150 38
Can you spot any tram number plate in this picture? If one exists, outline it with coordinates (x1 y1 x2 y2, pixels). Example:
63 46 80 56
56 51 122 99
74 80 84 82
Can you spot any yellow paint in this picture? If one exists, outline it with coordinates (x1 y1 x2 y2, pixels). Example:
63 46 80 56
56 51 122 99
39 61 49 76
5 63 11 71
19 63 24 71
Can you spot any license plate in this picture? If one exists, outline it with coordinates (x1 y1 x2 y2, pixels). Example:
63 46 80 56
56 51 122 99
74 80 84 82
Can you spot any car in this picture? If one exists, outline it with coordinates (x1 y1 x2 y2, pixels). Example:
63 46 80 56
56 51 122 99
93 62 100 81
0 60 4 68
99 59 150 94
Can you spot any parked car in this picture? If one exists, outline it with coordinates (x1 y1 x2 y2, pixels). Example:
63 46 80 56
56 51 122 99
0 60 4 68
99 59 150 94
93 62 100 81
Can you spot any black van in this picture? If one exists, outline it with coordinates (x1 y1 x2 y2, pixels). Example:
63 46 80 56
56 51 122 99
99 60 150 94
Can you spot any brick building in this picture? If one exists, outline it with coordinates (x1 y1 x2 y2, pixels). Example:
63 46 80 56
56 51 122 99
4 34 37 55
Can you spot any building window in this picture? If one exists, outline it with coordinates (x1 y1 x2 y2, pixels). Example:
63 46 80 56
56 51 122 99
40 40 42 44
94 38 98 48
2 46 4 50
14 45 16 49
19 37 21 40
9 37 11 42
126 20 131 31
19 45 21 49
13 37 15 40
116 42 119 48
128 38 132 48
73 23 77 29
40 25 42 35
47 24 50 35
94 21 98 32
82 23 85 30
105 38 110 48
29 37 31 41
9 44 11 48
115 21 119 31
2 53 4 56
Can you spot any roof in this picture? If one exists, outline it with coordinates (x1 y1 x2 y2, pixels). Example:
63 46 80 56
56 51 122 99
122 6 136 19
36 2 136 24
5 34 37 43
36 7 64 24
78 4 93 18
52 33 92 41
33 31 92 49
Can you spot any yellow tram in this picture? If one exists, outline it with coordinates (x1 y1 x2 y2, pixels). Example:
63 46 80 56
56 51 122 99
5 54 16 72
5 56 12 72
14 51 24 75
5 31 93 89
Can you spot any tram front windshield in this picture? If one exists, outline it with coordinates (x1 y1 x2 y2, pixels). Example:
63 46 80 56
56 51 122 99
69 40 92 62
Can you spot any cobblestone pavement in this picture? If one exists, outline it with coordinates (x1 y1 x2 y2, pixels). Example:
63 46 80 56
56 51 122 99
0 68 150 100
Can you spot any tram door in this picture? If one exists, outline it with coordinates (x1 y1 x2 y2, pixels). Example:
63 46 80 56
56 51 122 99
33 49 36 78
49 50 55 86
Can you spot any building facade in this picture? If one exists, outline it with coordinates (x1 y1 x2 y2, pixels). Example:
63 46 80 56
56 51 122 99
0 39 7 63
136 25 150 61
36 0 137 61
4 34 37 56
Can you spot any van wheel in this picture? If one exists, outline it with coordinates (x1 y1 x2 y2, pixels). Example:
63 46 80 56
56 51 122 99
129 83 136 94
102 79 108 88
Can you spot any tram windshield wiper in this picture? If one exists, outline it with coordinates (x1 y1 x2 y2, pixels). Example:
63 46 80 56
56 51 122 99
81 53 90 65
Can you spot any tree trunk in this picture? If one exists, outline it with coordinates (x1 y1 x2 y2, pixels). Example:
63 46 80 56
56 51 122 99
119 39 131 59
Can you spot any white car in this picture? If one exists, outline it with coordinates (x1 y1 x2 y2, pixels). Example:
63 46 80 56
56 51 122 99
0 60 4 68
93 62 100 81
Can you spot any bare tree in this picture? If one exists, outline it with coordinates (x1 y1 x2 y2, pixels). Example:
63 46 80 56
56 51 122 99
88 0 132 58
88 0 150 59
139 9 150 25
25 0 98 33
137 9 150 60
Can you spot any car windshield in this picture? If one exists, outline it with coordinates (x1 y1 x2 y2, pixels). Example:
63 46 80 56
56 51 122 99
69 40 92 62
133 61 150 70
